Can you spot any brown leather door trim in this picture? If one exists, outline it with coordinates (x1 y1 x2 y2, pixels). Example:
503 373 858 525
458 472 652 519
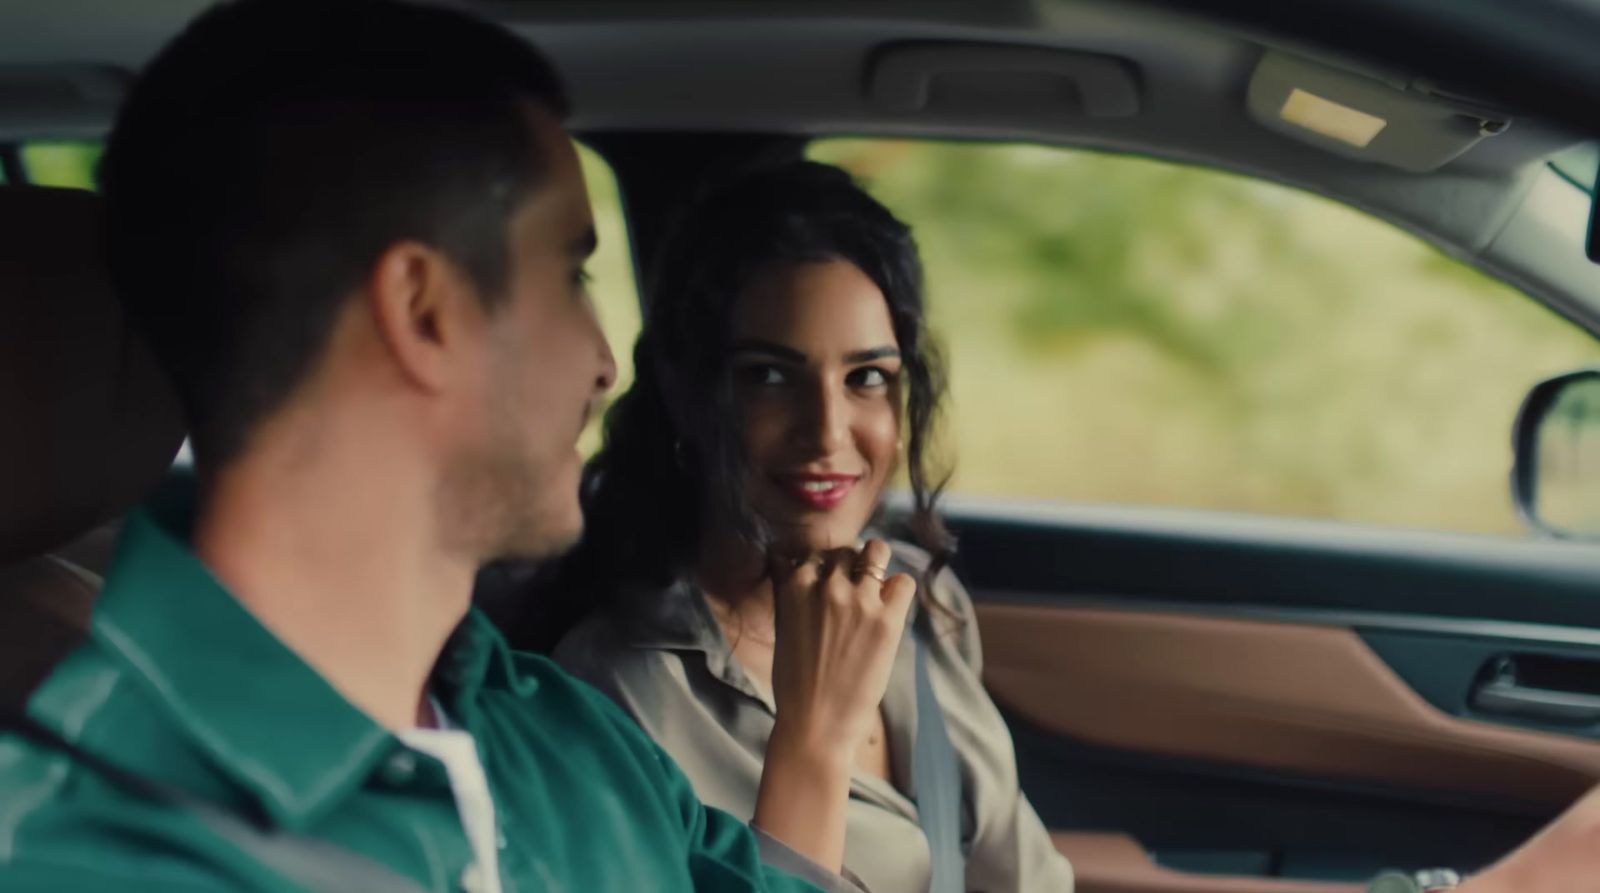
1053 832 1365 893
978 603 1600 805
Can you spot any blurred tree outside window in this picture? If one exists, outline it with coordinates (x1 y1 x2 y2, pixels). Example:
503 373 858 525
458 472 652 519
810 138 1600 536
575 143 642 454
21 140 101 189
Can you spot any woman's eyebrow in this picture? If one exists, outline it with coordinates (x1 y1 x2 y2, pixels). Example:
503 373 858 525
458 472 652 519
844 346 901 364
729 340 902 364
729 338 806 362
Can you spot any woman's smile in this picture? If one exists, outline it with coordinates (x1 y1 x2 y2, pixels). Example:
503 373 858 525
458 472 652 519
770 472 864 511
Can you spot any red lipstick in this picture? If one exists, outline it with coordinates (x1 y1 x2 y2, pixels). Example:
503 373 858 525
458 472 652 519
773 472 861 511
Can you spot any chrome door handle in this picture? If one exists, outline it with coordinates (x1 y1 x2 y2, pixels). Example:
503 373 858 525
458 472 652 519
1472 676 1600 724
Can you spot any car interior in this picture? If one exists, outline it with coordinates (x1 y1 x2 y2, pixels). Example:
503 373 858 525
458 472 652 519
5 1 1600 892
0 186 184 711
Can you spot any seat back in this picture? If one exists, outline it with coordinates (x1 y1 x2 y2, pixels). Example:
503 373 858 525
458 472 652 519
0 185 184 708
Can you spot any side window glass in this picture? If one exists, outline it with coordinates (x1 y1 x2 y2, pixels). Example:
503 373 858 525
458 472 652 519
576 143 641 454
810 138 1600 536
20 140 102 190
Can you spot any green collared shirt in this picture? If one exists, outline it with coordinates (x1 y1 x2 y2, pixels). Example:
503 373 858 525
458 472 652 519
0 504 845 893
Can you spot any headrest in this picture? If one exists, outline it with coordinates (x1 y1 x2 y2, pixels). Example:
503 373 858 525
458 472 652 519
0 187 184 564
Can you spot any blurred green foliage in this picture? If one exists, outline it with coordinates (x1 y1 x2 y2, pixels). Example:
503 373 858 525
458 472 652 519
21 141 102 190
810 139 1600 535
577 144 642 454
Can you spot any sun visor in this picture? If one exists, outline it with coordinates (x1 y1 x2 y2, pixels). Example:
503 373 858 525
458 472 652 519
1247 52 1510 173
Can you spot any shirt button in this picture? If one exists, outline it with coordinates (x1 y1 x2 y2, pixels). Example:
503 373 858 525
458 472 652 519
459 862 485 893
381 751 418 786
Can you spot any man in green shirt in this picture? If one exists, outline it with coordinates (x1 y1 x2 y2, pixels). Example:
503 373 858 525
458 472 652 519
0 0 902 890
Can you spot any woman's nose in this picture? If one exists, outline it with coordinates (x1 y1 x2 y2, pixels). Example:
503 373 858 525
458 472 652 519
797 382 850 455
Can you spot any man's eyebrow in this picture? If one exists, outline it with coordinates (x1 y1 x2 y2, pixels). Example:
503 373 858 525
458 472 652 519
571 225 598 259
729 338 806 362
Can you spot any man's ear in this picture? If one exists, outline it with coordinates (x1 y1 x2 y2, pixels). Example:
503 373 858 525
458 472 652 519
364 241 478 393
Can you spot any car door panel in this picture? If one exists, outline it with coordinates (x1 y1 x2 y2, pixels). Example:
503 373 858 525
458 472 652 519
978 603 1600 806
1052 832 1364 893
929 499 1600 887
1359 632 1600 736
1011 705 1546 882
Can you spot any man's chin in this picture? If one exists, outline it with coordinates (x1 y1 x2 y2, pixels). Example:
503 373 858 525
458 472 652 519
539 521 584 560
492 515 584 564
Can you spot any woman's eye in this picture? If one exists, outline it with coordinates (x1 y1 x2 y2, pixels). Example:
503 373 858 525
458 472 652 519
737 365 788 387
572 267 593 291
850 366 896 388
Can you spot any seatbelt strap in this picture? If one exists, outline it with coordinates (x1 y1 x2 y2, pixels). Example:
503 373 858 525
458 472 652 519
911 609 966 893
0 707 433 893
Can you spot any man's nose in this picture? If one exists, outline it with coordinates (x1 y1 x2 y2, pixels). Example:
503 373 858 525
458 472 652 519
594 332 618 394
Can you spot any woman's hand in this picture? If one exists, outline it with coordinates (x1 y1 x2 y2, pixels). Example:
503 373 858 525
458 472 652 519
768 539 917 758
752 538 917 873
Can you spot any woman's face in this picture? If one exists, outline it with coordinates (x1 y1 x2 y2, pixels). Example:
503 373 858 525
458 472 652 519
728 259 904 555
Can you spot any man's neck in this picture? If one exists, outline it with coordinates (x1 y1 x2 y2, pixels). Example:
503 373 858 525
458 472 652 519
192 443 475 731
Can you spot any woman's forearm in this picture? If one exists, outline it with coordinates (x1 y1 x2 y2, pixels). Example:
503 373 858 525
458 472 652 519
1453 784 1600 893
756 542 916 874
753 722 855 873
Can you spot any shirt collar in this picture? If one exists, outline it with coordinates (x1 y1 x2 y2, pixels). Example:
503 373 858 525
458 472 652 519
615 576 722 653
613 575 771 700
616 543 930 654
434 608 532 722
90 498 522 830
610 553 927 812
612 548 930 712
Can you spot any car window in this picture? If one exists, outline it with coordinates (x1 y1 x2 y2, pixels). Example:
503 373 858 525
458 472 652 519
810 138 1600 536
1552 142 1598 196
20 140 101 189
576 145 642 453
7 139 642 462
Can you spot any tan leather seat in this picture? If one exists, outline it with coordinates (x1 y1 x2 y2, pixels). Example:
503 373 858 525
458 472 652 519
0 185 184 709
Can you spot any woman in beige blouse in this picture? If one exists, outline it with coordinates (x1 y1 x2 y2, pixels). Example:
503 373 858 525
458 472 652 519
551 161 1074 893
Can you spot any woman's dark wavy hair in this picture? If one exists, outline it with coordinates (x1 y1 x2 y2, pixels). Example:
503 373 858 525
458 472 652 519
551 160 955 631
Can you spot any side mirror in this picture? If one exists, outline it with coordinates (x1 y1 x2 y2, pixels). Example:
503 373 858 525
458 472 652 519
1513 368 1600 540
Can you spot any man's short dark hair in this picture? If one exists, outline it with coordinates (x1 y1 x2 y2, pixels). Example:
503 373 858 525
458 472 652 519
101 0 570 469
